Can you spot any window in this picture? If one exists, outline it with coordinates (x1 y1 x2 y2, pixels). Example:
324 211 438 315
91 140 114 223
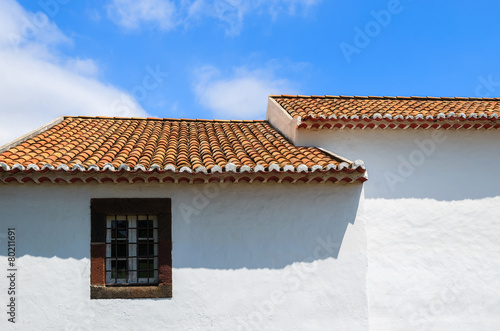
90 199 172 299
106 214 158 285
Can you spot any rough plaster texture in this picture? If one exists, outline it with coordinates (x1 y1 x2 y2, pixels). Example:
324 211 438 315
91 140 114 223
295 128 500 330
296 129 500 200
0 182 367 330
365 197 500 330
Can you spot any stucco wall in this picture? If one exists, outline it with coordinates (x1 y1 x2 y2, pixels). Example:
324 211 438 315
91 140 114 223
0 182 367 330
297 128 500 330
265 97 298 143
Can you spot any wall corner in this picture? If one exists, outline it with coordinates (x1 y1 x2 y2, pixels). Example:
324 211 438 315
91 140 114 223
266 97 298 144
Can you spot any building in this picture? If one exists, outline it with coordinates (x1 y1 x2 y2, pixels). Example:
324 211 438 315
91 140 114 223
0 95 499 330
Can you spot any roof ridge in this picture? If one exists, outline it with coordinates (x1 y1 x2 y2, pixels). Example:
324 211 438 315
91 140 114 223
271 94 500 101
66 116 267 123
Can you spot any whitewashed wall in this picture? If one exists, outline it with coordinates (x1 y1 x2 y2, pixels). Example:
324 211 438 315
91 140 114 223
0 182 367 330
297 128 500 330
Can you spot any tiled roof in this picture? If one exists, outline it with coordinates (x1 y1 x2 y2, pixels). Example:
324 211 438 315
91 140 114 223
271 95 500 130
0 116 366 184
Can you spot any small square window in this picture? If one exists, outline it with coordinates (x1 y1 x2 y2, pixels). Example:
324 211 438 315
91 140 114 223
90 199 172 299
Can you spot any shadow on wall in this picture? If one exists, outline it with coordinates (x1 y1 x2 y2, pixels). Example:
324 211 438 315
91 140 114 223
173 183 363 269
0 185 92 260
0 183 363 269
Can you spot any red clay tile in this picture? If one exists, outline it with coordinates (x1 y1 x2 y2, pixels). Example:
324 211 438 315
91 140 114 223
0 117 348 172
272 95 500 120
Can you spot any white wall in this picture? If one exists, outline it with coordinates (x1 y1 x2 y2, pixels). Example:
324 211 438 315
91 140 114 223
365 196 500 331
296 129 500 200
0 181 367 330
265 97 298 143
297 128 500 330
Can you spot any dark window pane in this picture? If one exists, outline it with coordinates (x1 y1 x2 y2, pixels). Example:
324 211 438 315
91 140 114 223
117 260 126 270
138 259 148 272
117 244 127 258
138 229 148 238
111 220 127 229
112 244 127 258
138 259 150 269
138 259 154 279
117 230 127 239
110 261 117 279
111 260 126 279
138 219 154 228
138 242 148 257
117 265 126 278
139 259 146 269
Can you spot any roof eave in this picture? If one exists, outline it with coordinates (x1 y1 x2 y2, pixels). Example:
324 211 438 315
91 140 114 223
0 168 368 185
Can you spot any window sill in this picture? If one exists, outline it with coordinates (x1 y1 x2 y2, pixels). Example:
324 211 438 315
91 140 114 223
90 284 172 299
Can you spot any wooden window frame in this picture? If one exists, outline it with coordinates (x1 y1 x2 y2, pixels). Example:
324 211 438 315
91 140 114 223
90 198 172 299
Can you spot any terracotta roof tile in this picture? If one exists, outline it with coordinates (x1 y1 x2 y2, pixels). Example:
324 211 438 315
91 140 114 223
272 95 500 121
0 117 362 175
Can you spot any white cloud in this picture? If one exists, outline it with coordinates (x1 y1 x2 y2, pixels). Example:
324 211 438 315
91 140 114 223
193 64 297 119
0 0 148 146
261 0 321 19
0 0 69 50
106 0 177 30
106 0 320 36
64 58 100 77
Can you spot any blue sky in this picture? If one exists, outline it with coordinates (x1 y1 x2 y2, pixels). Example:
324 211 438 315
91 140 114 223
1 0 500 145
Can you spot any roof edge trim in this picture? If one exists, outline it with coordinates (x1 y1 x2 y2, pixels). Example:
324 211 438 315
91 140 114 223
0 169 368 185
270 94 500 101
317 147 356 164
67 115 267 123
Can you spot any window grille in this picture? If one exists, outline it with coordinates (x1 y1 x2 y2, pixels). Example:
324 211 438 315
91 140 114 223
105 214 159 285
